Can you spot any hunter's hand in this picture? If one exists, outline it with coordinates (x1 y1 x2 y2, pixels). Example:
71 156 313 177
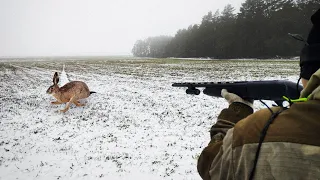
221 89 254 108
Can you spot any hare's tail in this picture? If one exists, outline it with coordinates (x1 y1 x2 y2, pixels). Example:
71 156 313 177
90 91 96 95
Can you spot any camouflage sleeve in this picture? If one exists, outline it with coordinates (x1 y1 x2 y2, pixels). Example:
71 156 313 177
197 102 253 180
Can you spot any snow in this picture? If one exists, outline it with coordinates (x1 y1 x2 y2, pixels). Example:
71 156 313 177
0 58 300 180
59 64 70 86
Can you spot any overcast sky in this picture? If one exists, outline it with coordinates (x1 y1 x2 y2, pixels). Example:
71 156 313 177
0 0 244 57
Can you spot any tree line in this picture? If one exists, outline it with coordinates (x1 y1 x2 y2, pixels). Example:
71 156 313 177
132 0 319 59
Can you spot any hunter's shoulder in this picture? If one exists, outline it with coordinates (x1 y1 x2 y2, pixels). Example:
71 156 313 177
233 101 320 147
232 107 281 147
235 106 281 128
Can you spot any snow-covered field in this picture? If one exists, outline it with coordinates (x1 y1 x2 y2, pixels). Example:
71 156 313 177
0 58 300 180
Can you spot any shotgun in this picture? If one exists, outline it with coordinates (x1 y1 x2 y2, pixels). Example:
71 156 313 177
172 80 303 106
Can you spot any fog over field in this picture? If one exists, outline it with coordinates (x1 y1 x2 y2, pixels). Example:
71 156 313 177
0 58 300 180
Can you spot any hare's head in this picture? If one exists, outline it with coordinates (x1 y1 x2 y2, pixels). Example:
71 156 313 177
46 72 60 94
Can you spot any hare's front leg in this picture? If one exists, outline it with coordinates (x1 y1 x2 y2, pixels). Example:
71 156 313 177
51 101 63 104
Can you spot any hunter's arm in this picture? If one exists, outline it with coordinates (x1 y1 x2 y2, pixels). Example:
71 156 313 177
197 102 253 180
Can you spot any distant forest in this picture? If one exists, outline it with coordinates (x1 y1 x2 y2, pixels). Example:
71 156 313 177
132 0 319 59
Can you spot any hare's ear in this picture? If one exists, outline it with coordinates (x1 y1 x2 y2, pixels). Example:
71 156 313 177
53 72 59 85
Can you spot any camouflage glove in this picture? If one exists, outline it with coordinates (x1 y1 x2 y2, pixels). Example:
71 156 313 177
221 89 254 108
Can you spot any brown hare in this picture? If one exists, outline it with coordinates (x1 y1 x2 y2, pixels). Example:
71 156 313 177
46 72 96 113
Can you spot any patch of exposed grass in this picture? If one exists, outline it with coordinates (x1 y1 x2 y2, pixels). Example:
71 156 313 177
0 63 18 72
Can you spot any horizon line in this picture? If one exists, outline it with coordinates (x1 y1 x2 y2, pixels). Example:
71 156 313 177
0 54 134 59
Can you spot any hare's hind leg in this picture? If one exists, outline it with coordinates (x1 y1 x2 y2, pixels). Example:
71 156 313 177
60 96 77 113
60 103 71 113
74 100 85 107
